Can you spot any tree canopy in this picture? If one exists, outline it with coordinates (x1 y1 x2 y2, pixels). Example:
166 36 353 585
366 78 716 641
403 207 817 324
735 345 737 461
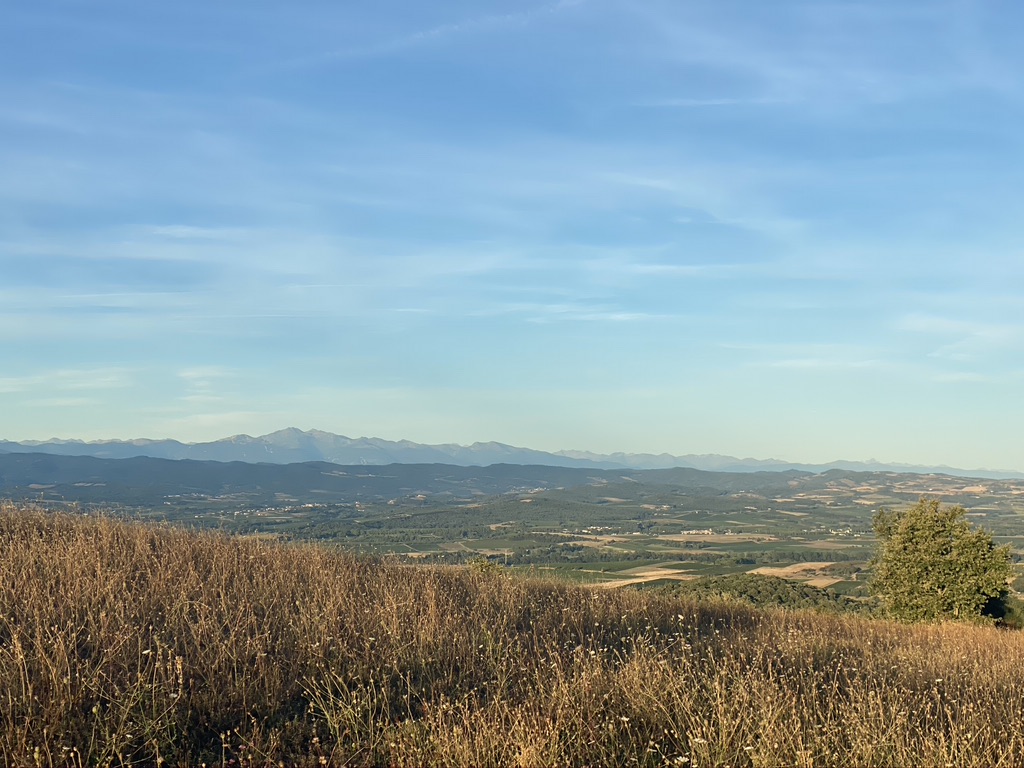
871 498 1011 623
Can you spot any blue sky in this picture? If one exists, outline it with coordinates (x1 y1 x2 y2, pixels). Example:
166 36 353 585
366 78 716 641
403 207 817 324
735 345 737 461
2 0 1023 470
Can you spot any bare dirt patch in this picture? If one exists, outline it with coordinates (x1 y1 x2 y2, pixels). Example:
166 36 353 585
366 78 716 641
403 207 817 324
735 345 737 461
566 536 634 548
597 569 698 589
476 549 513 558
803 577 842 589
750 562 835 579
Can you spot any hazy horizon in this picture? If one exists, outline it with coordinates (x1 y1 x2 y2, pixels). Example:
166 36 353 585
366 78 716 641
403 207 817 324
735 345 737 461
3 1 1023 471
5 426 1024 476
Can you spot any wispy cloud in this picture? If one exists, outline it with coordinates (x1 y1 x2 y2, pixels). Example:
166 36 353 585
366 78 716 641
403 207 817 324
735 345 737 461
623 263 734 276
637 97 795 108
933 372 992 384
151 411 272 436
149 225 254 241
3 0 1024 467
178 367 235 392
0 368 135 394
272 0 586 70
725 342 891 372
896 313 1023 362
768 357 885 371
626 0 1017 108
527 309 676 324
897 313 1018 339
24 397 99 408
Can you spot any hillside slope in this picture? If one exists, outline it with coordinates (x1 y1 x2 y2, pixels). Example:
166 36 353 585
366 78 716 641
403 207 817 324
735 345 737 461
3 504 1024 766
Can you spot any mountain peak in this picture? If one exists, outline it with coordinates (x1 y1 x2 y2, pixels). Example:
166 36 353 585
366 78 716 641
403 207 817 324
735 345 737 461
0 430 1020 479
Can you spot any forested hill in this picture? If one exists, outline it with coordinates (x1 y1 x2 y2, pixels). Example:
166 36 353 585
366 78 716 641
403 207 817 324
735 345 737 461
2 451 1020 513
0 451 811 506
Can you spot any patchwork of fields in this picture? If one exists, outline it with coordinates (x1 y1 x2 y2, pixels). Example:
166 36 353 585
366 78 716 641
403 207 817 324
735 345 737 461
27 462 1024 597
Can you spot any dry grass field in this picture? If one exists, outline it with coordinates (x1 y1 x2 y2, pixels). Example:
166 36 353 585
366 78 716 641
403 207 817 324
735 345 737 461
4 502 1024 766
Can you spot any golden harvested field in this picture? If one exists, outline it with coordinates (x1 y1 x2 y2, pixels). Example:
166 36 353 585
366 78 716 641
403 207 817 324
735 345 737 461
596 567 699 589
4 503 1024 766
750 562 836 578
803 577 844 589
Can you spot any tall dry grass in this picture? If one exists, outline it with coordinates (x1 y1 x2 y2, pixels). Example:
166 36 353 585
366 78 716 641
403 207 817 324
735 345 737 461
3 501 1024 766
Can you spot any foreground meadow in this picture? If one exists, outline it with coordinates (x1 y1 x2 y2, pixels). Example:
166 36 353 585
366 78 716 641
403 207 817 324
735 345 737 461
3 503 1024 767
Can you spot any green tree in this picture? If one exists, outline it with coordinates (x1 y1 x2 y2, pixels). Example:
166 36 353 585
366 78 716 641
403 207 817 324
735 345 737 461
871 498 1011 623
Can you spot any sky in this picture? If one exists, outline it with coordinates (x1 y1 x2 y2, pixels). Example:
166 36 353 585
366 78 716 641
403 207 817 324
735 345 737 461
2 0 1023 470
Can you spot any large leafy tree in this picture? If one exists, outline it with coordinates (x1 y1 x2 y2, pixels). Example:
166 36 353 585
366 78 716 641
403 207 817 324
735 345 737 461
871 498 1012 623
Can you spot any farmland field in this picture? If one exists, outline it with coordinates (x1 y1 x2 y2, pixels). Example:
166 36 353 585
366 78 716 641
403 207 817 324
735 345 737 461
17 459 1023 596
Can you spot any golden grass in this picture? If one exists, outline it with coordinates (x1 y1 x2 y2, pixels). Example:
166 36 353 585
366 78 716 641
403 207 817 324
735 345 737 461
4 502 1024 766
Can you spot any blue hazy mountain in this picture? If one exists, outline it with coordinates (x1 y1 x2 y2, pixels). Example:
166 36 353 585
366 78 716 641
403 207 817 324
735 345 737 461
1 428 1020 480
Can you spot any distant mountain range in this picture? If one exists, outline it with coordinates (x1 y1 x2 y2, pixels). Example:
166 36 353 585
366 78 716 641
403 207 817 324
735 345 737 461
2 428 1021 480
